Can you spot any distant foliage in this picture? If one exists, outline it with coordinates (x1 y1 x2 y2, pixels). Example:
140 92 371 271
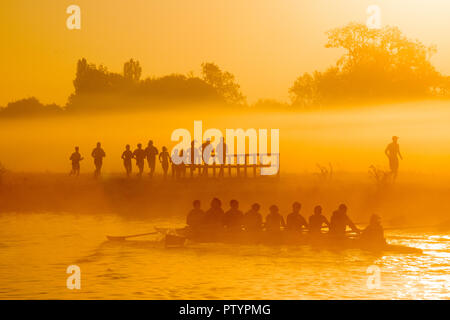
252 99 290 110
290 23 448 108
315 163 333 182
0 97 61 118
65 58 243 113
201 62 246 105
368 165 391 187
123 59 142 83
0 162 7 184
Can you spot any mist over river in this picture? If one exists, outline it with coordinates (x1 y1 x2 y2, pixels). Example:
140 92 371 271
0 212 448 299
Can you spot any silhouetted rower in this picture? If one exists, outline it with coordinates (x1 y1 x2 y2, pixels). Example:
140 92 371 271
186 200 205 230
91 142 106 177
69 146 84 176
243 203 263 232
329 204 360 236
265 205 286 232
203 198 225 230
360 214 386 245
223 199 244 231
121 144 133 177
286 202 308 232
308 205 330 234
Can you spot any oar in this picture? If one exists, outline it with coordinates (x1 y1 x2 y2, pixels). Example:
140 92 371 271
106 232 158 241
383 225 436 231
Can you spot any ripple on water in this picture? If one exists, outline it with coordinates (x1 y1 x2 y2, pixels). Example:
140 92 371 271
0 213 449 299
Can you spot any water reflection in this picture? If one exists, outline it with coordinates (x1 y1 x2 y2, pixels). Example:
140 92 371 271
0 213 448 299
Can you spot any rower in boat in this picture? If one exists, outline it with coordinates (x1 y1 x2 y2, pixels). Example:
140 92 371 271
360 214 386 246
286 202 308 234
265 205 286 232
186 200 205 231
203 198 225 232
329 204 360 237
308 205 330 234
264 205 286 244
223 200 244 232
243 203 263 232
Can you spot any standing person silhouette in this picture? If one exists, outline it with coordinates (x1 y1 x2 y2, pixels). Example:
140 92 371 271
159 146 171 178
171 148 178 178
187 140 200 176
201 138 212 176
216 137 228 177
121 144 133 177
133 143 146 177
385 136 403 180
69 146 84 176
91 142 106 178
176 149 186 179
145 140 159 177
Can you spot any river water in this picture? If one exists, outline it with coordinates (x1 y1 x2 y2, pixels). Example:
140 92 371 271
0 212 448 299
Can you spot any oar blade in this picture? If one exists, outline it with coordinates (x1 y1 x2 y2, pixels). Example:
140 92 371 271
165 234 186 247
106 235 126 241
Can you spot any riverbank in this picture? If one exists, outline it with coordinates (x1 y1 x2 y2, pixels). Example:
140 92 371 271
0 172 449 228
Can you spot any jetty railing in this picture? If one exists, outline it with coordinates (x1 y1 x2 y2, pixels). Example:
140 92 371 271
174 153 280 178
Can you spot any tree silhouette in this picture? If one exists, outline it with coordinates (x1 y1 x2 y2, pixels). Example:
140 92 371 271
2 21 450 119
201 62 246 105
0 97 61 118
123 59 142 82
65 58 227 113
290 23 445 107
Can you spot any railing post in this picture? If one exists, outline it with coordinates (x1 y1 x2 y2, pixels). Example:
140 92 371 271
277 153 280 176
237 155 241 177
244 154 248 177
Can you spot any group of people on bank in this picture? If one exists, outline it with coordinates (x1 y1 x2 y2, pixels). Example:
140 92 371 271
69 139 222 178
186 198 385 243
120 141 162 177
69 136 401 181
69 141 166 177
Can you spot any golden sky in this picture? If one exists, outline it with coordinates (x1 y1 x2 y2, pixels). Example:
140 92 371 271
1 0 450 106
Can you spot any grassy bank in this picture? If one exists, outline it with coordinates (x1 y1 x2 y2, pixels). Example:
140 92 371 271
0 172 448 228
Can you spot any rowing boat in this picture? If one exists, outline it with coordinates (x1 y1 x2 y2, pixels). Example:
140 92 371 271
157 227 423 254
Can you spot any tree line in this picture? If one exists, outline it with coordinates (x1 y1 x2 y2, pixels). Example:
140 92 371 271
1 23 449 118
289 23 449 108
